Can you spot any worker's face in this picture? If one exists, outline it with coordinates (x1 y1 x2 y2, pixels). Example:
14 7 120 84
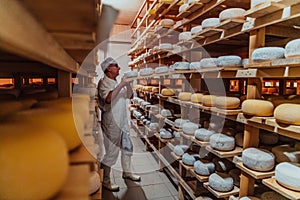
108 64 120 77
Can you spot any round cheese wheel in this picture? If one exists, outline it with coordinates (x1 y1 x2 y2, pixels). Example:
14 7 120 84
159 43 173 50
191 93 204 103
179 32 192 41
161 88 175 96
194 160 215 176
178 92 192 101
149 123 159 131
201 18 220 29
209 172 234 192
285 38 300 58
174 145 189 156
252 47 285 61
194 128 215 142
191 25 203 35
272 144 298 163
261 191 288 200
0 123 69 200
275 162 300 191
182 153 196 166
217 55 242 67
155 66 169 74
242 99 274 116
89 171 101 195
124 70 138 78
189 62 201 70
242 58 249 66
202 95 216 107
174 118 190 128
210 133 235 151
159 19 174 27
182 122 199 135
215 96 240 109
242 148 275 171
139 68 153 76
274 103 300 125
200 58 218 68
173 62 190 70
152 87 159 93
219 8 246 22
160 129 173 139
161 109 172 117
235 133 244 147
179 4 189 13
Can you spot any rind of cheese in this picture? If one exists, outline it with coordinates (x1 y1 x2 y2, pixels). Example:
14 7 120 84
215 96 240 109
174 118 190 128
285 38 300 58
182 153 196 166
275 162 300 192
201 18 220 29
217 55 242 67
179 4 189 13
178 92 192 101
161 109 172 117
274 103 300 125
124 70 138 78
219 8 246 22
202 95 216 107
182 122 199 135
155 66 169 74
252 47 285 61
189 62 201 70
242 148 275 172
173 62 190 70
194 160 215 176
161 88 175 96
179 32 192 41
200 58 218 68
191 93 204 103
139 68 153 76
159 43 173 50
241 99 274 116
194 128 215 142
208 172 234 192
191 25 203 35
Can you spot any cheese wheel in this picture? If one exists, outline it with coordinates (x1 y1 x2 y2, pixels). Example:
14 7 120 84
215 96 240 109
275 162 300 191
189 62 201 70
0 123 69 200
194 128 215 142
219 8 246 22
89 171 101 195
174 145 189 156
161 88 175 96
194 160 215 176
217 55 242 67
124 70 138 78
202 95 216 107
191 93 204 103
242 99 274 116
252 47 285 61
242 148 275 171
261 191 288 200
139 68 153 76
178 92 192 101
182 122 199 135
274 103 300 125
173 62 190 70
161 109 172 117
152 87 159 93
179 32 192 41
159 43 173 50
155 66 169 74
191 25 203 35
159 19 174 27
174 118 190 128
182 153 196 166
208 173 234 192
201 18 220 29
200 58 218 68
210 133 235 151
285 38 300 58
272 145 298 163
179 3 189 13
160 129 173 139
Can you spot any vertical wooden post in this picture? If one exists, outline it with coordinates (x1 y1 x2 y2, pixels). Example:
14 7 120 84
58 70 72 97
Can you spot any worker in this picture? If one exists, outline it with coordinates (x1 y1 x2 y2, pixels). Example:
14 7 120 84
97 57 141 191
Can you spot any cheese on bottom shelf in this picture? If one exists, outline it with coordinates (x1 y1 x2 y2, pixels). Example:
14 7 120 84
241 99 274 116
0 123 69 200
210 133 235 151
242 148 275 171
274 103 300 125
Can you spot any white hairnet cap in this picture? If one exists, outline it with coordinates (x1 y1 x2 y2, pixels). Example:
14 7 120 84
101 57 118 72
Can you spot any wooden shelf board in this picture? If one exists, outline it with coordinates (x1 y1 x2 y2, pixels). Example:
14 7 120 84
171 151 182 160
210 107 242 116
54 165 90 200
236 161 275 179
245 1 289 18
177 2 204 18
179 160 194 171
155 2 171 14
189 169 209 182
198 28 223 37
206 146 243 158
171 125 182 132
246 57 300 68
154 132 175 143
217 18 246 30
191 137 210 146
203 182 240 198
263 177 300 200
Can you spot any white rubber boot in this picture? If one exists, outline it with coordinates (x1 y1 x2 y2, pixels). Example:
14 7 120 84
121 156 141 181
102 164 119 191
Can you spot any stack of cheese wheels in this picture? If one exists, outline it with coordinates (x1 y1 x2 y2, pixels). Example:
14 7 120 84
252 47 285 61
200 58 218 68
191 93 204 103
178 92 192 101
0 123 69 199
159 19 174 27
9 108 83 151
201 18 220 29
219 8 246 22
124 70 138 78
274 103 300 125
210 133 235 151
285 38 300 58
161 88 175 96
242 148 275 171
275 162 300 192
194 160 215 176
202 95 216 107
215 96 240 109
208 172 234 192
179 3 189 13
242 99 274 116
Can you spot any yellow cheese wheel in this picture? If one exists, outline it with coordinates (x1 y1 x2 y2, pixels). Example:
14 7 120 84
161 88 175 96
274 103 300 125
215 96 240 109
178 92 192 101
202 95 216 107
8 108 83 151
0 123 69 199
191 93 204 103
241 99 274 116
